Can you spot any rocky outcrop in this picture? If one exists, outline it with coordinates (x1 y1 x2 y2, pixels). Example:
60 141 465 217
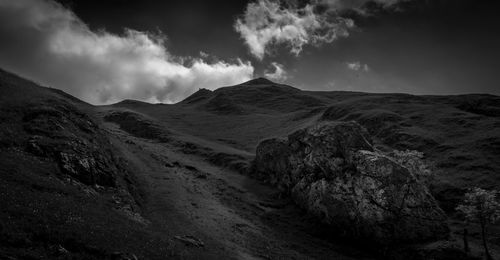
21 100 121 186
253 121 449 243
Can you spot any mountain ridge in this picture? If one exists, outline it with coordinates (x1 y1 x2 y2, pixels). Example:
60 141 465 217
106 76 500 107
110 76 500 212
1 67 500 259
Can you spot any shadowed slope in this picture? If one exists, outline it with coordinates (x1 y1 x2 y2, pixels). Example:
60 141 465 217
1 69 373 259
2 68 499 258
112 78 500 211
0 69 177 259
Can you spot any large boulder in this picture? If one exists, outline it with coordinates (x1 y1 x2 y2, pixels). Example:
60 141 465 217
253 121 449 243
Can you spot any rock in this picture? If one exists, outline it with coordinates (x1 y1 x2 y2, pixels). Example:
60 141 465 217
195 172 208 179
184 165 198 171
59 152 103 185
393 240 480 260
55 244 69 256
26 135 44 156
174 235 205 247
165 162 175 168
54 149 117 186
0 254 18 260
111 252 138 260
253 121 449 243
21 100 120 187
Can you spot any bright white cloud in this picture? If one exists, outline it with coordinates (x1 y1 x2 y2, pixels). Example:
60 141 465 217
346 61 370 72
234 0 354 60
0 0 254 104
264 62 288 81
234 0 409 59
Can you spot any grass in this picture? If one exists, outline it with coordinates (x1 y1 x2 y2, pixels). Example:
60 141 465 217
0 151 176 259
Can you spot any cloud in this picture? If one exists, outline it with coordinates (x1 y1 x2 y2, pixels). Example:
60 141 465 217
234 0 411 59
234 0 354 60
0 0 254 104
264 62 288 81
346 61 370 72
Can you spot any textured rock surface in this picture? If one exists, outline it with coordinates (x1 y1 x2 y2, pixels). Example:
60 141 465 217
20 100 121 186
254 121 449 243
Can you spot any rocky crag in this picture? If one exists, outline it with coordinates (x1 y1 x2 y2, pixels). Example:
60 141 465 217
253 121 449 244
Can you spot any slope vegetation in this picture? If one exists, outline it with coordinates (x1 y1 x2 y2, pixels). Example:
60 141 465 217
0 69 371 259
113 79 500 211
2 68 499 259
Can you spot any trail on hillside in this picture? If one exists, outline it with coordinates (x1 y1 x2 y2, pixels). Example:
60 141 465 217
102 118 371 259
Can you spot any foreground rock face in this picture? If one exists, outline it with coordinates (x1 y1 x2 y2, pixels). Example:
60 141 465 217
21 100 121 186
254 121 449 243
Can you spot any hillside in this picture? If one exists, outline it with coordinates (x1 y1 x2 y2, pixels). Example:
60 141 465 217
0 69 174 259
113 78 500 211
1 68 499 259
0 69 370 259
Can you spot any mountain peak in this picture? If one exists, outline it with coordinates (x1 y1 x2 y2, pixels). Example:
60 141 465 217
181 88 214 104
113 99 150 106
241 77 275 86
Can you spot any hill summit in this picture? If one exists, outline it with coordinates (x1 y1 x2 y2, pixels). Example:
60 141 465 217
240 77 275 86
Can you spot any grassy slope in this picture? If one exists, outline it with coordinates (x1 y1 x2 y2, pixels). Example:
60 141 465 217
0 69 179 259
2 69 499 258
0 71 368 259
111 79 500 211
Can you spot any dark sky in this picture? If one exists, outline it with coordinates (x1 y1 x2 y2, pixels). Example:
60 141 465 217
0 0 499 104
55 0 250 59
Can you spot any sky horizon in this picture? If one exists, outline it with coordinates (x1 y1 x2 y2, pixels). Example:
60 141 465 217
0 0 499 104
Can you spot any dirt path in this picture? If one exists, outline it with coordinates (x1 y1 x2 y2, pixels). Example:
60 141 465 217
103 122 371 259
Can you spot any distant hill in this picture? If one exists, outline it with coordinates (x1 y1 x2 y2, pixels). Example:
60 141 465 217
113 77 500 211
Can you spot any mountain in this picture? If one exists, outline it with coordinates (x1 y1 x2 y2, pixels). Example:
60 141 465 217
1 68 499 259
114 78 500 211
